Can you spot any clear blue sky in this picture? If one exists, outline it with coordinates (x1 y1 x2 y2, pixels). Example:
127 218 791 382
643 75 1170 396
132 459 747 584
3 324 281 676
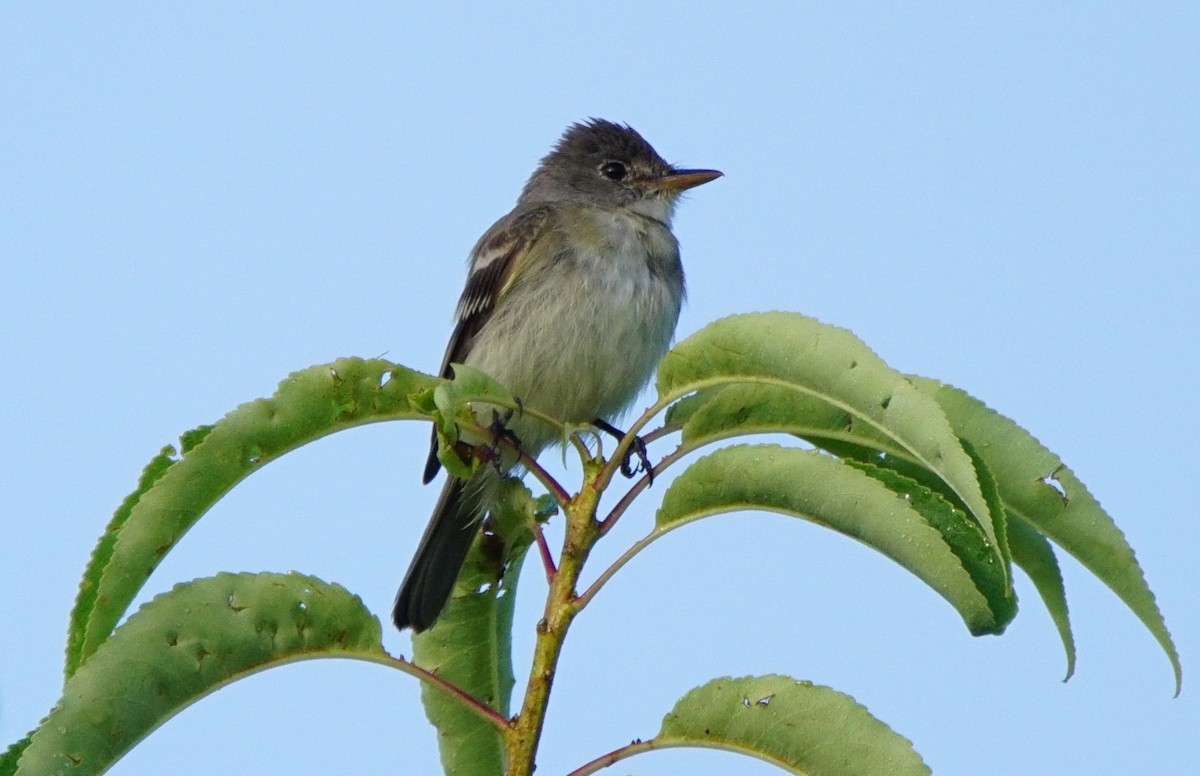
2 4 1195 774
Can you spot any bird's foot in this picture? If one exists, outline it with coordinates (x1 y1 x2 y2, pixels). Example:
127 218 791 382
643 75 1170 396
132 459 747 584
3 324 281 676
593 418 654 485
484 408 522 472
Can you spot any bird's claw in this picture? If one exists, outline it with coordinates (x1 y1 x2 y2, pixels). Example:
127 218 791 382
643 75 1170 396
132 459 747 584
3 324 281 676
619 434 654 484
594 418 655 485
485 409 522 472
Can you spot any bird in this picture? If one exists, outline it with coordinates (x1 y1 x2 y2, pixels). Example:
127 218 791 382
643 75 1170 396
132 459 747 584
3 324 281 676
393 119 721 632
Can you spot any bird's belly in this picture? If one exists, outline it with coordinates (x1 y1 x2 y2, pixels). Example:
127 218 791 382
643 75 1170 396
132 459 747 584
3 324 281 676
465 249 681 451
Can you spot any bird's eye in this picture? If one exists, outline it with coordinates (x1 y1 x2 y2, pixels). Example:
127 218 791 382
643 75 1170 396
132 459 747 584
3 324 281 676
599 161 627 181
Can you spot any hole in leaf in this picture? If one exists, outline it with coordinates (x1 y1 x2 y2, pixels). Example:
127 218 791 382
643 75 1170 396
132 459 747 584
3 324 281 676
379 371 392 388
756 694 774 706
1041 466 1069 504
880 394 892 410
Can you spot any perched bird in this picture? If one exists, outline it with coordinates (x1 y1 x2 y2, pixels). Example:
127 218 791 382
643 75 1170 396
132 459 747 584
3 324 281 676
394 119 720 631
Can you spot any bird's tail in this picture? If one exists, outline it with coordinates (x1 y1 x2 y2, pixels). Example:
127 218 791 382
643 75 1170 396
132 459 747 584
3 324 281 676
393 475 487 632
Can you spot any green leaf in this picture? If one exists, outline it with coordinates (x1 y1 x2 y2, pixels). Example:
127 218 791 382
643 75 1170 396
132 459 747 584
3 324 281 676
1007 517 1075 680
671 383 895 454
16 573 383 776
657 313 1007 580
666 382 1017 628
657 675 929 775
68 358 436 673
959 439 1014 616
411 478 535 776
66 443 179 678
910 377 1181 693
843 458 1016 632
437 363 517 411
0 738 31 776
656 444 1002 635
428 363 529 479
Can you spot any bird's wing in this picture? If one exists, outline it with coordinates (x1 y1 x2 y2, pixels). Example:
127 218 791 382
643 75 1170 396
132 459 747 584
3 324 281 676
422 205 554 483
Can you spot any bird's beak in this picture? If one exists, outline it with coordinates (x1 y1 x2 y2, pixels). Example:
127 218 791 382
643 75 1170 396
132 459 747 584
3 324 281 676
646 168 723 192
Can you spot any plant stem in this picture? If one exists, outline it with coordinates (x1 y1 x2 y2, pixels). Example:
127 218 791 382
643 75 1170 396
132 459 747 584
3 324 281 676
565 737 663 776
574 530 660 610
374 653 512 732
505 458 604 774
517 445 572 508
596 442 689 536
580 438 718 608
531 518 558 580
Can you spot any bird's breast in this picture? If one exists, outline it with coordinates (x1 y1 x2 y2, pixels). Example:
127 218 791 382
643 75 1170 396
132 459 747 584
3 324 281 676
465 210 684 450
